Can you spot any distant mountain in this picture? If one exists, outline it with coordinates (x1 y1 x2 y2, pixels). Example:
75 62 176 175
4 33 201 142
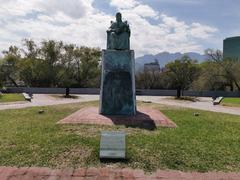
135 52 207 72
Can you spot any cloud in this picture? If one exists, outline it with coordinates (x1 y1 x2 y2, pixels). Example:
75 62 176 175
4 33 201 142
110 0 139 9
0 0 218 57
37 0 95 19
190 23 218 39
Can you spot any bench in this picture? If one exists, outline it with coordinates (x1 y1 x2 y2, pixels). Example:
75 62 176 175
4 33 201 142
213 97 223 105
22 93 32 102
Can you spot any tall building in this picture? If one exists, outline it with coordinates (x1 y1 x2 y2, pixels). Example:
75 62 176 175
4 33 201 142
223 36 240 59
144 59 160 72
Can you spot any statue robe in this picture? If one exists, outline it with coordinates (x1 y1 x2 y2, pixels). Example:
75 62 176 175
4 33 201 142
107 21 130 50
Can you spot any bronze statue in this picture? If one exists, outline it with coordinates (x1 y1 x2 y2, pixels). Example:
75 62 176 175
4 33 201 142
107 12 130 50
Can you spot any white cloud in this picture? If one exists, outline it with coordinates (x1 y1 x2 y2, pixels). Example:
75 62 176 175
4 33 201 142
190 23 218 39
37 0 95 19
110 0 139 9
0 0 218 57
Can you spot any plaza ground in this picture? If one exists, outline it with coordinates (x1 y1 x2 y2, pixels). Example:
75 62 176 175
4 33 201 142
0 94 240 116
1 95 240 179
1 101 240 172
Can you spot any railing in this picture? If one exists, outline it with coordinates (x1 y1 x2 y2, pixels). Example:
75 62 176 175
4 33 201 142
2 87 240 97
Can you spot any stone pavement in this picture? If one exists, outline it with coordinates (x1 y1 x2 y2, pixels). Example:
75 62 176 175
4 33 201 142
58 107 176 129
137 96 240 116
0 94 98 111
1 94 240 116
1 166 240 180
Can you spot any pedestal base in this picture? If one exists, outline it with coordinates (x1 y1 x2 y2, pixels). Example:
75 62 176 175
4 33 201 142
100 50 136 115
57 107 177 129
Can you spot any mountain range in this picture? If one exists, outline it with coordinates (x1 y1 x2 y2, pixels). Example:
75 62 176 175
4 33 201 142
135 52 208 72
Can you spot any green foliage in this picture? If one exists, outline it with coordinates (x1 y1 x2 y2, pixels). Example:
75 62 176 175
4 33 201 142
1 39 101 88
164 56 200 97
135 56 200 91
136 70 162 89
1 102 240 172
202 49 240 91
192 61 224 91
0 46 21 87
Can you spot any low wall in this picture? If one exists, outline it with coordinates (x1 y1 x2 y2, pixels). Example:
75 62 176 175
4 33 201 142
5 87 100 95
4 87 240 97
183 91 240 98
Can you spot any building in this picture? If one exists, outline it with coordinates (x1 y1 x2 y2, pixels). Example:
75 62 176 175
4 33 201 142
223 36 240 59
144 59 160 72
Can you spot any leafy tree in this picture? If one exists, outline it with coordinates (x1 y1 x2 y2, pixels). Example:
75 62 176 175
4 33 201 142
0 59 4 88
136 70 162 89
74 47 101 88
165 56 200 98
22 39 39 59
1 39 101 89
57 44 77 97
0 46 21 87
192 61 225 91
205 49 240 91
40 40 64 87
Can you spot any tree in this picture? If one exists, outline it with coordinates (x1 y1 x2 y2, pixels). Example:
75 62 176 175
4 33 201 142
1 39 101 89
192 61 225 91
0 46 21 87
74 47 101 88
136 70 162 89
0 59 4 88
205 49 240 91
165 56 200 98
56 44 77 97
40 40 64 87
18 39 51 87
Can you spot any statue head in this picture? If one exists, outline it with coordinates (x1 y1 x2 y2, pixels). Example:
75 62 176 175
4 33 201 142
116 12 122 22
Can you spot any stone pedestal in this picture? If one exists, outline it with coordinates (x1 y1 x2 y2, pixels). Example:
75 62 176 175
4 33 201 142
99 50 136 115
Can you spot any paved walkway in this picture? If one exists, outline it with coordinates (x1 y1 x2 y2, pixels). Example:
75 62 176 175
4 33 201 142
0 94 98 111
1 166 240 180
137 96 240 116
0 94 240 116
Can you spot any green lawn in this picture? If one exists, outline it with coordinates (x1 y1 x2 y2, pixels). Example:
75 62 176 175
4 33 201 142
0 101 240 172
221 98 240 107
0 93 25 103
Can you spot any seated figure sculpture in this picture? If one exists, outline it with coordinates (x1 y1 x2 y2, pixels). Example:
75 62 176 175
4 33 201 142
107 12 130 50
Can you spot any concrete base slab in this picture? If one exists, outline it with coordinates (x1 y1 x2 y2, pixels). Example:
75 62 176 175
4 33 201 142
57 107 176 129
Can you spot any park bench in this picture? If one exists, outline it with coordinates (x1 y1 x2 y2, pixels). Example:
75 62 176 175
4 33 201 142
213 97 223 105
22 92 32 102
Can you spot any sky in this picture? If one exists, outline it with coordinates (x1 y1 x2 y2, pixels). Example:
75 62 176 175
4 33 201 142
0 0 239 57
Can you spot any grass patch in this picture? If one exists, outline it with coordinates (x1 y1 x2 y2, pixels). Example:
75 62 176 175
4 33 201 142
0 101 240 172
0 93 25 103
221 98 240 107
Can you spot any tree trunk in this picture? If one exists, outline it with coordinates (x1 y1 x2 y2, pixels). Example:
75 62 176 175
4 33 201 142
65 87 70 97
230 83 234 91
7 75 18 87
177 87 181 99
234 81 240 91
